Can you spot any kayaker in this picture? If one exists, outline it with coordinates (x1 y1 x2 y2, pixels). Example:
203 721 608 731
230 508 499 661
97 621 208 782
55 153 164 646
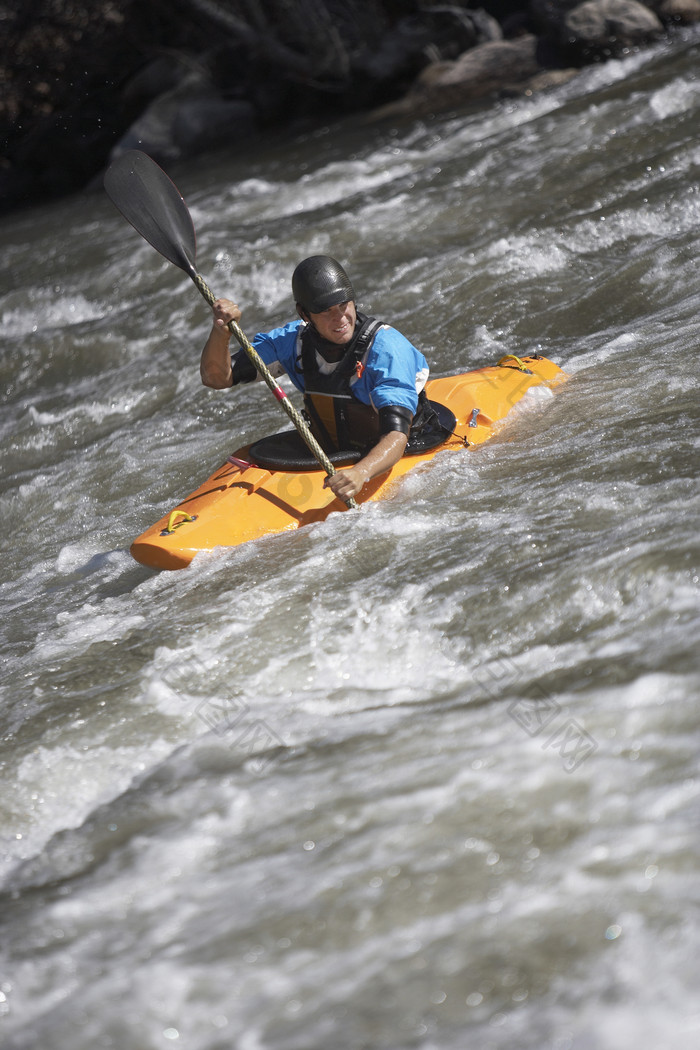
200 255 430 502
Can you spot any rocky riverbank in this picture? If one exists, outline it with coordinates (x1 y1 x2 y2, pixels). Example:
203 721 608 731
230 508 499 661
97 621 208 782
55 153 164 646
1 0 699 214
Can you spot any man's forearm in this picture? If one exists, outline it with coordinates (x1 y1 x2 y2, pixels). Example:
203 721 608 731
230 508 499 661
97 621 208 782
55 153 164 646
324 430 408 501
356 430 409 481
200 325 232 388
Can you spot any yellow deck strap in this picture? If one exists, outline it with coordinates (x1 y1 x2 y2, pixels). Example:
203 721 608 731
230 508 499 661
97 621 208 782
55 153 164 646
497 354 533 373
163 510 196 534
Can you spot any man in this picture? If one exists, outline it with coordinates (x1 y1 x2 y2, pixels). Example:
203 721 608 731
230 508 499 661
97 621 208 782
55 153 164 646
200 255 429 502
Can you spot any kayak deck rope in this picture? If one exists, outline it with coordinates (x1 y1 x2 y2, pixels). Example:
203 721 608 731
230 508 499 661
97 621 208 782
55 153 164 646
162 510 197 535
497 354 533 374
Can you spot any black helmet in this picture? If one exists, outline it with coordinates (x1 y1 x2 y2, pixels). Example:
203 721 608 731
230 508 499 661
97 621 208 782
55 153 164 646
292 255 355 314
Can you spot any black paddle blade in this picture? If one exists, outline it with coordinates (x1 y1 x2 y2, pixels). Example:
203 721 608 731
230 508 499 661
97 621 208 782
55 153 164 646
104 150 197 278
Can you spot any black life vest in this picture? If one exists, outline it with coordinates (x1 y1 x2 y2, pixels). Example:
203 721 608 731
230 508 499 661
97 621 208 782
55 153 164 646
300 312 385 453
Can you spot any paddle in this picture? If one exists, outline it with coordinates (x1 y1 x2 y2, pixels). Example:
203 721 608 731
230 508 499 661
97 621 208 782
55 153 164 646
103 149 357 508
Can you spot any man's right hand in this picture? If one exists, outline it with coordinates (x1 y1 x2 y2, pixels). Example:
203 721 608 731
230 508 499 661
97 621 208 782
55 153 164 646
212 298 242 332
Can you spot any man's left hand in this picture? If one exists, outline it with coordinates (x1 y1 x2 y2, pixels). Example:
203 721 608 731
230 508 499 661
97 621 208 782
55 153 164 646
323 467 368 501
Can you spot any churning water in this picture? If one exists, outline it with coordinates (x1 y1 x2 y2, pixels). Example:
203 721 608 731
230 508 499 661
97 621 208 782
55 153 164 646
1 28 699 1050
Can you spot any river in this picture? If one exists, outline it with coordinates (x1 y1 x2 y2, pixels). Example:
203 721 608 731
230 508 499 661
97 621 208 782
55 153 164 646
1 27 699 1050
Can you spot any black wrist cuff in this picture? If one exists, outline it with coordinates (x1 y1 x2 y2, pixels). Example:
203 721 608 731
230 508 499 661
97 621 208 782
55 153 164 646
231 349 258 386
378 404 413 437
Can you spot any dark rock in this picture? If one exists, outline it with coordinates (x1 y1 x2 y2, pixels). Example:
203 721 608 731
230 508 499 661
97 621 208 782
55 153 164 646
374 34 548 117
110 72 257 166
653 0 700 22
172 97 257 156
531 0 664 56
121 55 195 109
565 0 663 52
352 7 503 106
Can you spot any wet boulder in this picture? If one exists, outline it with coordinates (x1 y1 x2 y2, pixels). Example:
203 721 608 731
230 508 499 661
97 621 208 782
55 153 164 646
531 0 664 56
110 72 257 165
353 7 503 105
652 0 700 23
374 34 550 117
412 35 546 102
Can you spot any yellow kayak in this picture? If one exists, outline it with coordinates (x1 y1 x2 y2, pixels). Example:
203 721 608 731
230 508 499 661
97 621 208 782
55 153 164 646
131 354 566 570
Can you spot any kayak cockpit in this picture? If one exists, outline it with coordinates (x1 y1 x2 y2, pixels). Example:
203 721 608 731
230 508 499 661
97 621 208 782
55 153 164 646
247 399 456 471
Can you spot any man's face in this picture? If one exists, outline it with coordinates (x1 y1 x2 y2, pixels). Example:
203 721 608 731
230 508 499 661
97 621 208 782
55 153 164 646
308 300 356 345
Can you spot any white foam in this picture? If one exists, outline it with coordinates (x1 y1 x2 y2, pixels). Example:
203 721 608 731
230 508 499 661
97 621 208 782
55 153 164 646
31 602 147 662
485 236 569 275
0 291 104 338
566 332 639 372
1 741 172 882
25 391 150 431
650 77 700 119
